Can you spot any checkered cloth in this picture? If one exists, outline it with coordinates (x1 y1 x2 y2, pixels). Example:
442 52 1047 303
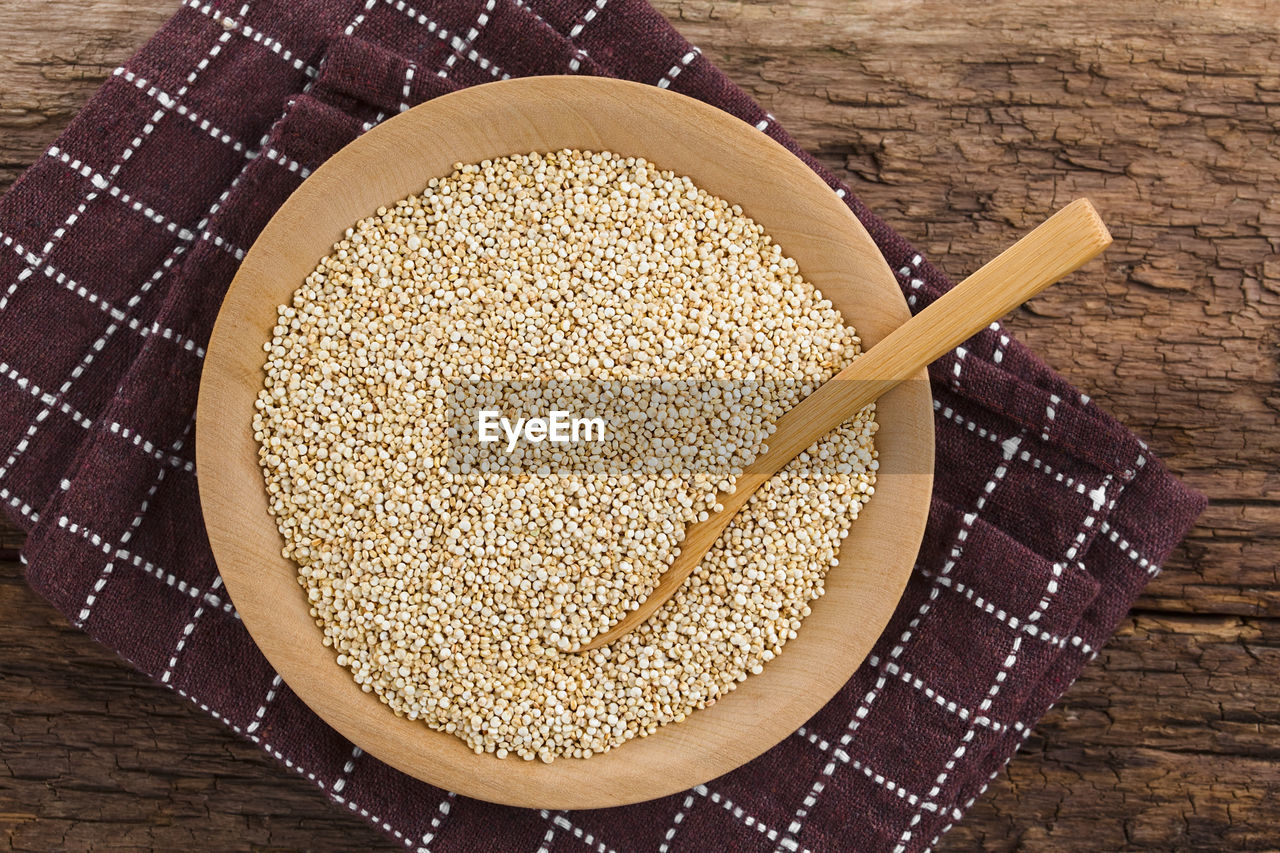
0 1 1204 850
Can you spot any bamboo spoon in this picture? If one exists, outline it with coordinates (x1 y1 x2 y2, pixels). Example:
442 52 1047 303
579 198 1112 652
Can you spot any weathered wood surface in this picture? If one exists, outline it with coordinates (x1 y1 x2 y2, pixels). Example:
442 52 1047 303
0 0 1276 849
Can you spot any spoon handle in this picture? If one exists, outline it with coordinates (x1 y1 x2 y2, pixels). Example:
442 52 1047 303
741 197 1112 482
579 198 1111 652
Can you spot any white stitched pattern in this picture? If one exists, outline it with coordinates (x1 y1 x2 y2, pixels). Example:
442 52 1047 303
0 388 79 485
795 725 831 751
775 435 1022 852
331 744 363 793
48 146 218 250
1018 446 1087 493
865 656 1008 732
418 792 455 850
695 784 793 846
76 422 190 625
0 18 239 486
568 0 609 38
991 320 1010 364
106 421 196 472
113 68 310 181
657 793 697 853
0 359 94 429
0 230 208 355
657 47 701 89
534 816 557 853
57 515 237 615
160 575 222 683
891 634 1024 852
401 63 417 112
1023 472 1113 627
918 569 1094 655
509 0 554 32
932 397 1111 497
933 399 1000 443
244 673 283 734
345 0 378 36
546 812 617 853
440 0 496 77
171 679 421 852
896 253 924 309
382 0 509 79
55 6 430 847
951 345 967 392
0 486 39 523
1100 518 1157 574
333 750 402 839
791 730 927 808
0 195 198 486
893 439 1139 850
24 3 232 272
182 0 320 77
1041 392 1061 442
29 31 339 649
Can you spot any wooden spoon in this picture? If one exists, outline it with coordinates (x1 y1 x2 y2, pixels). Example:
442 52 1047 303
579 198 1112 652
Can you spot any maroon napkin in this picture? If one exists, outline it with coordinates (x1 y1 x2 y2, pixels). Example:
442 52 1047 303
0 1 1204 850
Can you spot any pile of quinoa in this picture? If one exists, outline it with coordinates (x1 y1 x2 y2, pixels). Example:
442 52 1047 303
254 150 877 761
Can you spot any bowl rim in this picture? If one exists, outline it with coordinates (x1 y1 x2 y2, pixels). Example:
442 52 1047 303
196 75 934 809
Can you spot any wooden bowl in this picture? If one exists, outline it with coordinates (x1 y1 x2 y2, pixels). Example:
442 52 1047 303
196 76 934 809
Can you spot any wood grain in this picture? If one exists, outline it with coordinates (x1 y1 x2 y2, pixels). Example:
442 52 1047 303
1 0 1276 849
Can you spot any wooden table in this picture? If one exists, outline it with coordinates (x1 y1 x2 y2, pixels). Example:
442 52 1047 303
1 1 1275 849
